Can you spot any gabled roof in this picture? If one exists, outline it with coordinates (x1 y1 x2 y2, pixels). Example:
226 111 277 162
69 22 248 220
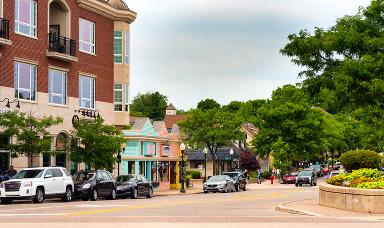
153 121 168 137
166 103 176 110
241 123 258 137
131 117 148 131
164 115 187 129
124 117 158 137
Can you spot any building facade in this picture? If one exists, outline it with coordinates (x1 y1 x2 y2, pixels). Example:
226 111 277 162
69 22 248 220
0 0 136 173
121 117 181 191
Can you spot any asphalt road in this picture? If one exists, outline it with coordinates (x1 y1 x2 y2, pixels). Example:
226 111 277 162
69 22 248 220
0 180 383 227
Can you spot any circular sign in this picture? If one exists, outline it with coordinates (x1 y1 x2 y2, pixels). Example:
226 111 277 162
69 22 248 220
72 115 80 127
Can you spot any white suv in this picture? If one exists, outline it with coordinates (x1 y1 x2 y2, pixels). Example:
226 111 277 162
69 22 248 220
0 167 74 204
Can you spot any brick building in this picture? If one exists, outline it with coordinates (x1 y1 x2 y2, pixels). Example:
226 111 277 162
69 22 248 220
0 0 136 173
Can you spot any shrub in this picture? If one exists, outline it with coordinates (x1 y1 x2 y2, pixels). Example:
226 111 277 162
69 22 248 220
326 174 345 186
261 170 272 179
348 177 376 188
340 150 381 171
343 168 381 181
186 170 201 179
356 181 384 189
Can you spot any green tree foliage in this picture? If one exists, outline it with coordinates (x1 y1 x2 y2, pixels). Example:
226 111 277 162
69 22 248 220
197 99 221 111
70 118 125 170
179 107 244 175
0 111 63 167
340 150 382 171
280 0 384 151
130 92 168 120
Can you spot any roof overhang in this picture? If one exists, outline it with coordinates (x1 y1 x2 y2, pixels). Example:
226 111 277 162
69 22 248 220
77 0 137 23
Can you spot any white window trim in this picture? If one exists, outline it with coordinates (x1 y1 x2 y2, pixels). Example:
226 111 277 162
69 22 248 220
79 18 96 55
15 61 37 102
125 83 129 112
48 69 67 106
15 0 37 39
79 75 95 109
114 83 123 112
114 31 123 64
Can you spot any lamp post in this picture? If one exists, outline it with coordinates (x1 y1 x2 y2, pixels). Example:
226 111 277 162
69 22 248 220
203 147 208 183
229 149 234 171
117 143 126 176
180 142 186 193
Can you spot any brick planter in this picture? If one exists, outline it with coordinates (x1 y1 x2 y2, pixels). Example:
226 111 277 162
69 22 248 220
319 183 384 214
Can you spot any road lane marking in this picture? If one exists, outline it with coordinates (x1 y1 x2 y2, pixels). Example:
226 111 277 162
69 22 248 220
0 213 68 216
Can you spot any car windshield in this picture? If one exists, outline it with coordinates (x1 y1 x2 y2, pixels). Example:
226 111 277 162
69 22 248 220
310 165 321 171
73 172 95 181
12 169 43 179
288 172 298 176
223 173 239 180
208 176 226 182
116 175 136 182
298 171 312 176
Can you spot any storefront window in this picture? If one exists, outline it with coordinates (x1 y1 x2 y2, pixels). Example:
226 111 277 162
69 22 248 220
158 161 169 182
140 161 145 175
128 161 135 174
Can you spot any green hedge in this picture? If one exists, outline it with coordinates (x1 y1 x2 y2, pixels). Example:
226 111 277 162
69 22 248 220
261 170 272 179
340 149 381 171
186 170 201 179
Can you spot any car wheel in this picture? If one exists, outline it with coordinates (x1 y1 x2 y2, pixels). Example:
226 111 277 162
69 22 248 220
62 186 73 202
146 188 153 198
314 182 317 186
131 188 138 199
295 183 298 187
204 191 208 194
109 189 116 200
235 184 239 192
33 187 45 203
90 189 98 201
243 185 246 191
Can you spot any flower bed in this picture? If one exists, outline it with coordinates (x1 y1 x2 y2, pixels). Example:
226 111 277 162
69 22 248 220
326 168 384 189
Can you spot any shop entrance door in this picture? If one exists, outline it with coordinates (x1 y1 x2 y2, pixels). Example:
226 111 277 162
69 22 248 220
170 161 176 184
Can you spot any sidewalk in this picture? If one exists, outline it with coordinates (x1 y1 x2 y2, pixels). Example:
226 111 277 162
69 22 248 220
276 199 384 221
155 186 202 196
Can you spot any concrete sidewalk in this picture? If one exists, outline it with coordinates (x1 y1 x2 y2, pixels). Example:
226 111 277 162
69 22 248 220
155 187 202 196
276 199 384 221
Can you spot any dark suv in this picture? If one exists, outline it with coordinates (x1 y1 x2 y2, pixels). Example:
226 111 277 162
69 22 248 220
73 170 117 201
295 169 317 187
222 171 246 191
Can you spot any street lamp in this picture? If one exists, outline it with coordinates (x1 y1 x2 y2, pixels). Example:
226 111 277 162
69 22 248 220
229 149 234 171
180 142 186 193
118 143 126 176
203 147 208 183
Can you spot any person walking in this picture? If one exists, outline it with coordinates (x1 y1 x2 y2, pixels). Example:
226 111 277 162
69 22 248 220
257 168 262 184
276 168 281 181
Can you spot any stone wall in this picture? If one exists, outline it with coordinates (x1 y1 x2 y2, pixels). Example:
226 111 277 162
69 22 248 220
319 183 384 213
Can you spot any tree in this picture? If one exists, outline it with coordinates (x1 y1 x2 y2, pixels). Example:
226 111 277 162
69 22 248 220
70 117 125 170
197 99 221 111
130 92 168 120
179 108 244 175
0 111 63 167
239 150 260 172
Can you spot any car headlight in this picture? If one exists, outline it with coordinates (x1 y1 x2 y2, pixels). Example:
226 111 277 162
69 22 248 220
23 182 32 187
203 183 207 187
82 183 91 189
0 183 4 188
218 184 225 187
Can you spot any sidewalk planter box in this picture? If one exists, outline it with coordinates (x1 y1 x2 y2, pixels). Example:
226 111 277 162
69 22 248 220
319 183 384 214
152 182 160 192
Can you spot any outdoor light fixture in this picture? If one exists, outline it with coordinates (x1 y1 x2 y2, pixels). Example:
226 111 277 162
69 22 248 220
0 98 20 109
180 142 186 193
203 147 208 183
74 108 100 119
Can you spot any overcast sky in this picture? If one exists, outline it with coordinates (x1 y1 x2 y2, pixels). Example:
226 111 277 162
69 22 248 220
124 0 371 110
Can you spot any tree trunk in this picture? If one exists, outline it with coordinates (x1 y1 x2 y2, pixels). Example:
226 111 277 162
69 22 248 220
212 154 216 176
28 154 33 168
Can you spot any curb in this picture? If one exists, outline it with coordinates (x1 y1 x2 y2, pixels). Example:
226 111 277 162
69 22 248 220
275 200 322 217
154 191 203 197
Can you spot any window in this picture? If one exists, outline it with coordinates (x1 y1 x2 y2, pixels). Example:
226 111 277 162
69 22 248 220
15 0 37 37
162 145 170 157
125 84 129 112
49 69 67 105
52 169 63 177
114 31 123 63
79 18 95 54
79 76 95 109
125 32 130 64
114 83 123 111
158 161 169 182
14 61 36 101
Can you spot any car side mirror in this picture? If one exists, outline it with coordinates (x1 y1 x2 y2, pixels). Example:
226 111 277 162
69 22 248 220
96 178 102 183
44 174 53 179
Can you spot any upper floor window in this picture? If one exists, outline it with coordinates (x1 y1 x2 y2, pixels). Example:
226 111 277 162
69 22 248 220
114 31 123 63
114 83 123 111
79 76 95 108
14 61 36 101
15 0 37 38
48 69 67 105
125 84 129 112
79 18 95 55
125 32 130 64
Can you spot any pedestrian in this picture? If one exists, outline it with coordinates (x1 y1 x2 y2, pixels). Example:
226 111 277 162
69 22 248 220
270 173 274 184
243 169 248 182
257 168 262 184
276 169 280 181
5 166 17 178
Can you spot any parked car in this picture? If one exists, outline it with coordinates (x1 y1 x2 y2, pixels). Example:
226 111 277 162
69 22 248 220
116 174 152 199
203 175 235 193
321 164 330 175
222 171 246 191
309 165 324 177
0 167 74 204
295 169 317 187
282 172 298 184
329 170 340 178
73 170 116 201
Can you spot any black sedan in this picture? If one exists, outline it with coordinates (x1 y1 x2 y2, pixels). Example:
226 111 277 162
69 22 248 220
222 171 246 191
73 170 117 201
116 175 153 199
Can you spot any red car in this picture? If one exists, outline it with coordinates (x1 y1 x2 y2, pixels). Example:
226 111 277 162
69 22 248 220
282 172 299 184
321 164 330 175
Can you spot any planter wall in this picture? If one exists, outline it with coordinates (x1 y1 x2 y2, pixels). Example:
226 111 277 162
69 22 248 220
319 183 384 213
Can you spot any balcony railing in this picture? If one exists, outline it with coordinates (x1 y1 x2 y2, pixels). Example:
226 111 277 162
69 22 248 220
48 33 76 57
0 18 9 40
